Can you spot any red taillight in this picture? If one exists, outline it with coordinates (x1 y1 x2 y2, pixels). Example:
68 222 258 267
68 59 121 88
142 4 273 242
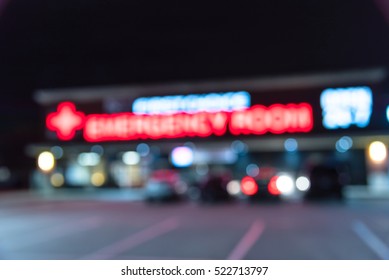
241 176 258 196
268 176 281 196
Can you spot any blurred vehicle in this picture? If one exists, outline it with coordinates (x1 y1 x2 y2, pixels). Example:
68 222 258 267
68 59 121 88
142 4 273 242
238 167 313 202
187 171 232 203
304 164 344 201
199 173 232 203
240 167 281 202
144 169 187 202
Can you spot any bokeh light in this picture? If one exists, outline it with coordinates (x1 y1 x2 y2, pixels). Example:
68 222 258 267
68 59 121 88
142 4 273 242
38 151 55 172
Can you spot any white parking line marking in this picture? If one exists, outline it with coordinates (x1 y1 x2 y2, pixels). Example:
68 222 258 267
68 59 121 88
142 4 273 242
228 220 265 260
352 220 389 260
82 217 179 259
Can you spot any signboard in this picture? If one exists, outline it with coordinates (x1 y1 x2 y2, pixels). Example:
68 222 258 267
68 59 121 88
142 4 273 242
320 87 373 129
45 86 389 142
46 100 313 142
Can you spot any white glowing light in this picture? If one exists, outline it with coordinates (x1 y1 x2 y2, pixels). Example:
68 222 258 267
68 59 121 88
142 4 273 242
227 180 241 196
133 91 250 115
65 165 89 186
122 151 141 165
296 176 310 191
171 146 194 167
320 86 372 129
368 141 387 164
78 152 100 166
38 151 55 172
276 175 294 195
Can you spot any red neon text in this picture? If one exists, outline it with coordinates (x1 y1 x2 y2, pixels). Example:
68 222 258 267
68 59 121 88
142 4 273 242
46 102 314 142
230 103 313 135
84 112 229 142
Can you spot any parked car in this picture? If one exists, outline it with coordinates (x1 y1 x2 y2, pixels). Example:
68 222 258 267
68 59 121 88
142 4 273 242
304 164 344 200
240 167 282 202
144 169 186 202
186 171 232 203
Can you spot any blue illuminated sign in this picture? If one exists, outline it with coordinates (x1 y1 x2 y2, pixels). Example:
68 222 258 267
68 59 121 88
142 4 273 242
132 91 251 115
386 106 389 123
320 86 373 129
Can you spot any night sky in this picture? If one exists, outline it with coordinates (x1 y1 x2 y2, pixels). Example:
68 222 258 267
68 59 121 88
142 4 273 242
0 0 388 176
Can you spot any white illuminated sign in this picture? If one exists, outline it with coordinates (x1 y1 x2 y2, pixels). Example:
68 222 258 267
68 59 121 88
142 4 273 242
132 91 251 115
320 86 373 129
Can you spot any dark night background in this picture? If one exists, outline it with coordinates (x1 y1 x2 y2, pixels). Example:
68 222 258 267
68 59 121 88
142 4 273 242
0 0 389 185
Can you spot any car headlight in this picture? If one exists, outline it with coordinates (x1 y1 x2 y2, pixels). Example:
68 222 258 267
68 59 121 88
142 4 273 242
275 174 294 195
296 176 310 191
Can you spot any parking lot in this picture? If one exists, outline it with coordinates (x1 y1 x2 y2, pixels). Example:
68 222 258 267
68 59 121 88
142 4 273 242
1 190 389 260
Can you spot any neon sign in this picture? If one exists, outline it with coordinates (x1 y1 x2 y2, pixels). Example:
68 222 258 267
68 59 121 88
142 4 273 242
47 102 313 142
230 103 313 135
320 86 372 129
132 91 251 115
84 112 229 142
46 102 85 140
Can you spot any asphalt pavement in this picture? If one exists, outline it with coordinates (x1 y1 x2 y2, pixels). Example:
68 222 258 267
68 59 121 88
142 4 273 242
0 190 389 260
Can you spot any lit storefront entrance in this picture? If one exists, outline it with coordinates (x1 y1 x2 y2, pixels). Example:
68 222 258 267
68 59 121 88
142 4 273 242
29 69 389 199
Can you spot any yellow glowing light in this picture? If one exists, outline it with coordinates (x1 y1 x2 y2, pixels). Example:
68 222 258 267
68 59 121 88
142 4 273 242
37 151 55 172
50 173 64 187
368 141 387 164
91 172 105 187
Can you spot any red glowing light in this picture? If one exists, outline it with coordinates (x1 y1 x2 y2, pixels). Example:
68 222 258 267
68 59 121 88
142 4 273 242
151 169 179 184
241 176 258 196
47 101 314 142
268 176 281 196
230 103 313 135
83 111 229 142
46 102 85 141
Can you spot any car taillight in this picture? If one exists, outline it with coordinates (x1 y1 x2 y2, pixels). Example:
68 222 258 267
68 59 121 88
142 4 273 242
268 176 281 196
241 176 258 196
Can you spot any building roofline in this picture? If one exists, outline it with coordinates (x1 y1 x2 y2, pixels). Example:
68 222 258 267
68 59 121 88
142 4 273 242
34 67 387 105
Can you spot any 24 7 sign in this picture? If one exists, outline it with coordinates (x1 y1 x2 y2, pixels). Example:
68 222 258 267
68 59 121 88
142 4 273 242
320 86 373 130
